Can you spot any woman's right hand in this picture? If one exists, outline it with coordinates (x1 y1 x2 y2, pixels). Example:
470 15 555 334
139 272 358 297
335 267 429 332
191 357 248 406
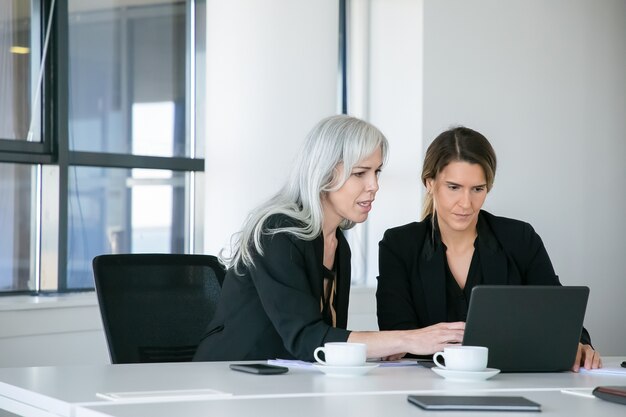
403 321 465 355
348 322 465 359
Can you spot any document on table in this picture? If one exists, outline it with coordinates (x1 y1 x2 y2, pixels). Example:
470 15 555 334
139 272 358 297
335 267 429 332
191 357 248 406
96 388 232 402
268 359 427 368
267 359 314 368
579 367 626 376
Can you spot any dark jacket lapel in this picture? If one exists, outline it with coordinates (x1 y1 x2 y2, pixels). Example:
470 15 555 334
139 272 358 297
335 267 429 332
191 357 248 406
312 233 324 299
334 229 351 328
419 226 448 324
476 215 509 285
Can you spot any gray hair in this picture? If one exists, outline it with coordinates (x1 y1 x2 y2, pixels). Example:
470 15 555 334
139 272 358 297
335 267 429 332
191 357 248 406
223 114 389 272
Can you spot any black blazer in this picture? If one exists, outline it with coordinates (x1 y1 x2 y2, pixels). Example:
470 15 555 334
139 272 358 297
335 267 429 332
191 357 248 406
193 215 352 362
376 210 591 345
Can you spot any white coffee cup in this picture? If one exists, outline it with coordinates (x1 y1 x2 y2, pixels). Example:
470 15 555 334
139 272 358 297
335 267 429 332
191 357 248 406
313 342 367 366
432 346 488 371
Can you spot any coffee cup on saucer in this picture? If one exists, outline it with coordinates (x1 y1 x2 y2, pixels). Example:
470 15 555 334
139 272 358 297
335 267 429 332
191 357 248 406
433 346 488 372
313 342 367 366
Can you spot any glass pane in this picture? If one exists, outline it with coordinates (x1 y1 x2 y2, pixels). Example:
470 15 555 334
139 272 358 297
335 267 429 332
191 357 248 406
0 1 32 140
67 1 188 157
0 163 35 291
67 166 187 289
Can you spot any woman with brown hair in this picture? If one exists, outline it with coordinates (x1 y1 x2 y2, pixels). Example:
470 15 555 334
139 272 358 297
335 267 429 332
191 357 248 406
376 126 601 371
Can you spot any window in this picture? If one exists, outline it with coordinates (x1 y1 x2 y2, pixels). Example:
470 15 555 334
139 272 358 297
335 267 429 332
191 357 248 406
0 1 33 142
0 163 35 291
0 0 205 293
68 3 189 157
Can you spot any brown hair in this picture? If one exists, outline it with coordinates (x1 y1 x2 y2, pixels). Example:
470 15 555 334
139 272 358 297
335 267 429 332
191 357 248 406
421 126 497 220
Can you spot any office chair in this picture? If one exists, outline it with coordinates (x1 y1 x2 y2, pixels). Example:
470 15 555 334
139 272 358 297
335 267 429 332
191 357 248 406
92 253 226 364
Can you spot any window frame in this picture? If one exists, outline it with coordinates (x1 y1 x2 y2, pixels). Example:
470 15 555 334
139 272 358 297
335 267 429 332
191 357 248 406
0 0 52 158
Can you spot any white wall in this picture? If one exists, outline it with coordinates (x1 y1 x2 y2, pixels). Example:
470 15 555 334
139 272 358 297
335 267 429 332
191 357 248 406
203 0 340 257
202 0 424 289
422 0 626 355
0 294 109 367
348 0 424 286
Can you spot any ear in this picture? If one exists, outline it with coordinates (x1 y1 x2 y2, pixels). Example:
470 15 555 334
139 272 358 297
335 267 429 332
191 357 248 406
425 178 434 193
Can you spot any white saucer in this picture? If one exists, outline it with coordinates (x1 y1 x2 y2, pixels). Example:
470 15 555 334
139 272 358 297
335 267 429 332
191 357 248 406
431 367 500 382
312 363 379 377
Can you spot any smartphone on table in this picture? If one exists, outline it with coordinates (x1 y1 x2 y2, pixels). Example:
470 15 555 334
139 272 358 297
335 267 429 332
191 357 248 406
229 363 289 375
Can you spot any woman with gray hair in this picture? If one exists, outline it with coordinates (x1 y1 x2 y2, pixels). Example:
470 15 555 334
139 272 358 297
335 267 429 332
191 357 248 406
193 115 464 362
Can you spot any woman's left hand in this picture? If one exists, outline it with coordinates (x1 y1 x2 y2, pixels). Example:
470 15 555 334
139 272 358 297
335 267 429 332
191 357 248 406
571 343 602 372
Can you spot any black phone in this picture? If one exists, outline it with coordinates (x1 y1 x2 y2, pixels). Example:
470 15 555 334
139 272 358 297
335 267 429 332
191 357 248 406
229 363 289 375
593 386 626 405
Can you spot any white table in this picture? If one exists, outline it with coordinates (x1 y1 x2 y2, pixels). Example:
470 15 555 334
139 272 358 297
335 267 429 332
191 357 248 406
76 390 626 417
0 358 623 417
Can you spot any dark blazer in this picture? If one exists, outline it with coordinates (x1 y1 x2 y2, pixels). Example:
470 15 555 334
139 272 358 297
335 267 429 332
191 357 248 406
193 215 352 362
376 210 591 345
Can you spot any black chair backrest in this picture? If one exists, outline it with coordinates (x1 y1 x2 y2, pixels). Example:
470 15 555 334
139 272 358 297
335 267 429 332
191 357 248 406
92 253 225 364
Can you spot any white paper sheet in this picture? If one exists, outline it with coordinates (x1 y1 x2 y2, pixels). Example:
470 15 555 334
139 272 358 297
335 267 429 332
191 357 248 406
96 388 232 402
